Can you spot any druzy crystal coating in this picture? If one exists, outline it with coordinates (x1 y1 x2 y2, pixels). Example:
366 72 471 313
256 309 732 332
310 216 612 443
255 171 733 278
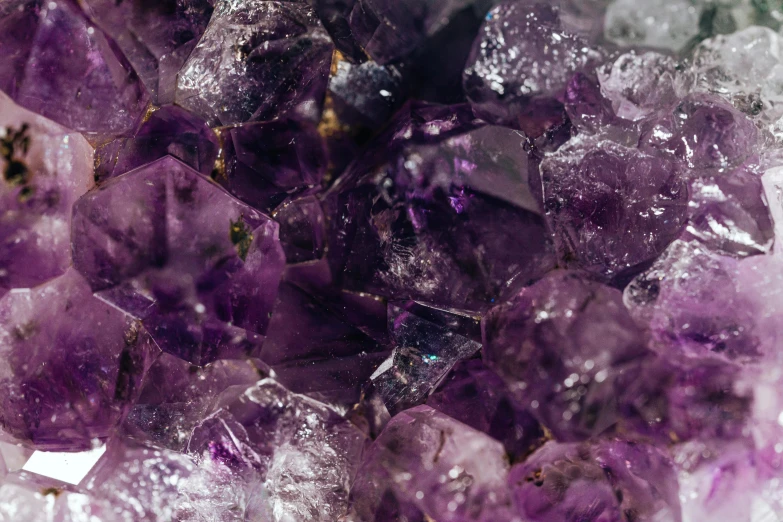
3 0 783 520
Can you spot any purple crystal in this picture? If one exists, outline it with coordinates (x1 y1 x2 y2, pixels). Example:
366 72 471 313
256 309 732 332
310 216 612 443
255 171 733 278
370 301 481 415
81 0 214 104
427 359 546 462
509 439 682 521
640 94 759 171
0 0 149 138
261 282 388 406
463 2 601 130
216 120 326 213
625 240 760 363
176 0 333 126
97 105 219 182
348 0 473 65
72 156 285 366
326 102 554 312
0 92 94 291
483 270 651 441
0 269 157 450
274 196 328 265
541 136 689 279
189 378 368 520
350 405 513 521
685 162 774 257
123 354 270 451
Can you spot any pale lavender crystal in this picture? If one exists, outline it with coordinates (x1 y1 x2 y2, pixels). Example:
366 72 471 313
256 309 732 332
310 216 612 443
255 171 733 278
350 405 512 521
326 102 554 312
483 270 650 441
348 0 473 64
463 2 601 129
509 439 682 521
216 120 326 213
370 301 481 415
0 0 149 138
685 162 774 258
597 51 683 122
81 0 215 104
540 136 688 279
0 92 93 291
123 354 269 451
426 359 546 462
97 104 219 181
71 156 285 366
189 379 368 521
176 0 333 126
0 473 114 521
640 93 759 171
0 269 157 450
261 282 388 407
625 240 760 363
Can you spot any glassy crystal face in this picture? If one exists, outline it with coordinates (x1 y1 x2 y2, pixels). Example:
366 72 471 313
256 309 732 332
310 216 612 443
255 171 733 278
0 269 157 450
0 0 149 138
326 102 555 312
0 92 93 292
176 0 334 126
71 156 285 366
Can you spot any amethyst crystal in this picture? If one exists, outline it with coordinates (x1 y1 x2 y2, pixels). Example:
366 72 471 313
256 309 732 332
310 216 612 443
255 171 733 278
0 0 149 138
0 92 94 292
426 359 546 462
463 2 601 131
176 0 333 126
96 104 219 181
483 270 651 441
275 196 328 265
350 405 512 521
81 0 214 105
509 439 682 521
189 378 368 520
326 102 554 312
540 136 689 279
216 120 326 213
0 269 157 450
71 156 285 365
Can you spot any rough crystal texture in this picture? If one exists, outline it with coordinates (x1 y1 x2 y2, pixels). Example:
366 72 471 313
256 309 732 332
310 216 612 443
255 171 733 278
327 102 555 312
96 105 219 181
691 26 783 121
348 0 473 64
597 51 682 122
0 269 157 450
350 405 512 521
72 156 285 366
604 0 701 52
123 354 269 451
176 0 333 126
82 0 215 105
370 302 482 415
482 270 650 441
216 120 326 213
541 136 688 279
0 92 93 291
0 0 149 138
640 94 759 171
463 2 600 130
509 439 682 521
274 196 327 265
625 240 759 363
189 378 367 521
426 359 546 462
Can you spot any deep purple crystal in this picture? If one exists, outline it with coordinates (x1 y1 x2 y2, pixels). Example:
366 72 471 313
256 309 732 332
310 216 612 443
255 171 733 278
0 0 149 138
0 269 157 450
72 156 285 365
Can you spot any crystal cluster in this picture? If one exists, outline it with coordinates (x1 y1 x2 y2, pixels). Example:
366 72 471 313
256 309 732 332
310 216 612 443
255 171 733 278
3 0 783 520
